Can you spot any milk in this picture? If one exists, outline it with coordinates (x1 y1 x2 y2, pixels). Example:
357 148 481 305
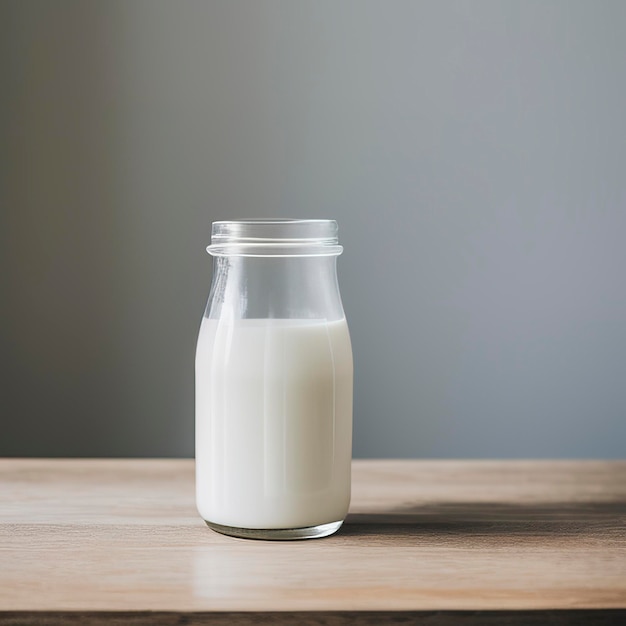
195 317 353 529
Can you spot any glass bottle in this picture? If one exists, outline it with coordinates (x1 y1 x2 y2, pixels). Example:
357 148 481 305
195 219 353 540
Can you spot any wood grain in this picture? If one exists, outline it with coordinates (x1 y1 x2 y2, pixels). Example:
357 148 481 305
1 460 625 621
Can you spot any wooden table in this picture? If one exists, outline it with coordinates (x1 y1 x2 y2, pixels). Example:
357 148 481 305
1 460 625 625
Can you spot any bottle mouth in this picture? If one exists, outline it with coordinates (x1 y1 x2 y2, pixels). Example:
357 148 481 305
207 219 343 257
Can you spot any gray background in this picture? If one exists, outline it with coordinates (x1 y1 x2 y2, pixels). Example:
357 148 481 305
2 0 625 458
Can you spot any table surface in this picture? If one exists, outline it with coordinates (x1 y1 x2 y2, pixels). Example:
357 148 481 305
1 459 625 623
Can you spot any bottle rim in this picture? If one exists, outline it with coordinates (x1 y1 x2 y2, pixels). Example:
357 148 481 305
207 219 343 257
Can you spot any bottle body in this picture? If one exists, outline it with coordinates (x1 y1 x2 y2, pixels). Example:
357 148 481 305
195 220 352 539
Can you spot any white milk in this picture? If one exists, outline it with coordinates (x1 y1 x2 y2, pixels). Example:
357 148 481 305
195 317 353 529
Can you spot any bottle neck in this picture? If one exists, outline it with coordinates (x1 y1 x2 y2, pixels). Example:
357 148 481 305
206 255 345 321
207 219 342 257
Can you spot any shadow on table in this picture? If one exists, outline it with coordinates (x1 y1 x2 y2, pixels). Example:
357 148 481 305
339 500 626 541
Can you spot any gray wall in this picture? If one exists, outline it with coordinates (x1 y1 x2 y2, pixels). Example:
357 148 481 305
2 0 625 458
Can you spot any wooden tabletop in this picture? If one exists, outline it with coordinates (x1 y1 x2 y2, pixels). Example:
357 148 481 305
1 459 625 625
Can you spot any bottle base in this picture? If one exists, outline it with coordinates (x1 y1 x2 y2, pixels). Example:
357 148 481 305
204 519 343 541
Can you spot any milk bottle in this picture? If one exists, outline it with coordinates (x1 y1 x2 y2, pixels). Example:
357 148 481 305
195 220 353 540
